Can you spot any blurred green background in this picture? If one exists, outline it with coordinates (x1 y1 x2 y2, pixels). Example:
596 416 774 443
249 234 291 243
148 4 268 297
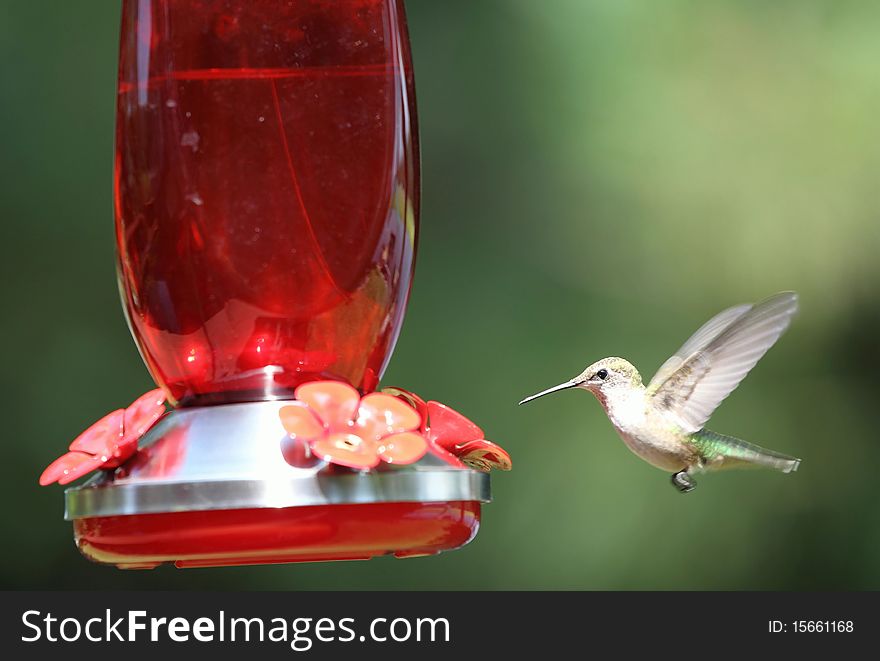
2 0 879 589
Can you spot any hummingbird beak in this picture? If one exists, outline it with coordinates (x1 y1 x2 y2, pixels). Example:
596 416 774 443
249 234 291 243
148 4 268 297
518 379 581 405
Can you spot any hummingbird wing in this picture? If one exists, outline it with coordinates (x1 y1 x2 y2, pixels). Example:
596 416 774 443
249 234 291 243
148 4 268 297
646 292 798 433
646 302 753 391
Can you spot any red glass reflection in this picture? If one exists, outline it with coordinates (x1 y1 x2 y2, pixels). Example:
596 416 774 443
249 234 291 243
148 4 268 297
115 0 419 405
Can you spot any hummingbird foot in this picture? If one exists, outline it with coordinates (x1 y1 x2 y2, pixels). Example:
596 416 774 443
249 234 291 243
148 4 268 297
671 470 696 493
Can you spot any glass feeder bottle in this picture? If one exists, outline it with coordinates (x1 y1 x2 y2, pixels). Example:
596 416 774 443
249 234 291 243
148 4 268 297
62 0 489 569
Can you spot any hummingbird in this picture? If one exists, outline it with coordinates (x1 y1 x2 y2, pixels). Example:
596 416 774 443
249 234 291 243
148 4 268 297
519 292 801 492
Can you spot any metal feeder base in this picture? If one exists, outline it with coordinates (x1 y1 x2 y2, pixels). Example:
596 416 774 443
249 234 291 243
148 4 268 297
64 401 490 568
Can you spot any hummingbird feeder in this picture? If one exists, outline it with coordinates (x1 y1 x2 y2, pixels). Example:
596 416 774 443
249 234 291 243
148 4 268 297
40 0 510 569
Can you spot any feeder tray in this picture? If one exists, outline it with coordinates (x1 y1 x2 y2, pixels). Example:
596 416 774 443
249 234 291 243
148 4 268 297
65 402 488 568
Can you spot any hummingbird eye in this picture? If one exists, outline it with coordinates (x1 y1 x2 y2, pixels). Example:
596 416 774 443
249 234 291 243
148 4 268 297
596 369 608 380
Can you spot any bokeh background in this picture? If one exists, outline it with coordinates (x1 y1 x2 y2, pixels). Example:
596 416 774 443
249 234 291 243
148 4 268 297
2 0 879 589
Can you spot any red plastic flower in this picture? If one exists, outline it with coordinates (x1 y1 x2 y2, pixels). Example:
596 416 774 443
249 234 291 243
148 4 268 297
383 388 512 472
39 389 167 486
278 381 428 470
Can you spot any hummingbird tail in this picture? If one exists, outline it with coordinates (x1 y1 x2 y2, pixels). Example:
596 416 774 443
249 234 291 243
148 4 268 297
692 429 801 474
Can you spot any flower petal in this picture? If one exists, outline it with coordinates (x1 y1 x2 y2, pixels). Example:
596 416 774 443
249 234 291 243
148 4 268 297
123 388 167 443
39 451 107 486
356 393 421 441
381 387 428 430
278 403 325 441
377 432 428 465
294 381 360 431
454 439 512 472
310 433 380 470
69 409 125 456
426 401 484 450
100 444 139 469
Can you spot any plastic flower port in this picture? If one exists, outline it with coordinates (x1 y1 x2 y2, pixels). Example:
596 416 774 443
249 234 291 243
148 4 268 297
383 388 512 472
39 389 167 486
278 381 428 470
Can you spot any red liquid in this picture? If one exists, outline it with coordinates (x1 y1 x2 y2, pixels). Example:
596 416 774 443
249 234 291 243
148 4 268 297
74 502 481 569
115 0 419 405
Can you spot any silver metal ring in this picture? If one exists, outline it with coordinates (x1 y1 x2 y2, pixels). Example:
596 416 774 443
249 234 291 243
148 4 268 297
65 469 491 519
